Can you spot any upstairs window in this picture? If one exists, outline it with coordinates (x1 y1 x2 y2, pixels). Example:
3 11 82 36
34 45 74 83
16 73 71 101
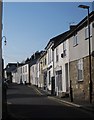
32 66 34 72
23 67 24 73
73 33 78 47
85 27 89 39
48 49 51 64
56 48 59 62
45 57 46 65
63 41 66 57
85 25 92 40
25 66 27 72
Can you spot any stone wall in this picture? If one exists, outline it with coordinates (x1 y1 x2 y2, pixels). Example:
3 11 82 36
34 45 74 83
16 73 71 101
83 56 89 101
69 56 92 102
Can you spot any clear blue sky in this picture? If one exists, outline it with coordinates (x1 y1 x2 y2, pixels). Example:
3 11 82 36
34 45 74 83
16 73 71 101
2 2 92 66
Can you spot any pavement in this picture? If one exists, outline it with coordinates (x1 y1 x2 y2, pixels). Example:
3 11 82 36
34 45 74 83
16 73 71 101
31 85 94 114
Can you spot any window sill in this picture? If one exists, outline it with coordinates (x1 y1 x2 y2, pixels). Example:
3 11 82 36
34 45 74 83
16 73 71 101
78 79 83 82
85 35 92 40
73 43 78 47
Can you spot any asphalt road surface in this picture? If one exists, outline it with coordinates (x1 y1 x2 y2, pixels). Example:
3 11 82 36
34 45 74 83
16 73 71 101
6 83 94 120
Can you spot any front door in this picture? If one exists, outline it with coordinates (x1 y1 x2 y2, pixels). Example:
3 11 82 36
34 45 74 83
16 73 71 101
56 70 62 96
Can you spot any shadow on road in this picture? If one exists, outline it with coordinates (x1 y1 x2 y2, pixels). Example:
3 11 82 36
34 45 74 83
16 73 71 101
7 94 47 99
7 104 94 120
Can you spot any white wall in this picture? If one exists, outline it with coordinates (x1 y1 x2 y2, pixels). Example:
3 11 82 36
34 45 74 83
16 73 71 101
30 64 37 85
18 66 22 84
12 70 19 84
12 72 16 83
46 43 54 90
54 39 70 93
36 61 40 87
22 64 29 84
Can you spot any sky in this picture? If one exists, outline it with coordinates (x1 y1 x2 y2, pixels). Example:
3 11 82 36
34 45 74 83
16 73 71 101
2 1 93 67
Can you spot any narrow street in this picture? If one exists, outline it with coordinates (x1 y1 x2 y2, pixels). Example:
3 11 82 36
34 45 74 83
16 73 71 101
6 83 94 119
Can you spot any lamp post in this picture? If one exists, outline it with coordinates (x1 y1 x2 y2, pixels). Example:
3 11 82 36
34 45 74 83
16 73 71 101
78 5 92 103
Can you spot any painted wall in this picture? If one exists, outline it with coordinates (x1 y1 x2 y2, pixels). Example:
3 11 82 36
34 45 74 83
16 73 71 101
69 20 94 102
12 72 17 83
54 39 70 94
22 64 29 84
69 23 93 62
46 43 54 91
30 64 37 85
18 66 22 84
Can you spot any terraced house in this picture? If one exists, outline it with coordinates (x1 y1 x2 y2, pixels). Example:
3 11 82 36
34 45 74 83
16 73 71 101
30 51 42 86
44 11 94 103
38 51 47 90
52 29 74 97
68 11 94 102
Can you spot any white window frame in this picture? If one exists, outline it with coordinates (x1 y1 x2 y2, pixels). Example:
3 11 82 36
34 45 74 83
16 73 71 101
73 34 78 47
63 41 66 57
56 48 59 62
85 24 92 40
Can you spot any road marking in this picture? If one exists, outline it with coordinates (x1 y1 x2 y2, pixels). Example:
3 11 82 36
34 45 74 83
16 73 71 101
34 88 43 95
28 85 43 95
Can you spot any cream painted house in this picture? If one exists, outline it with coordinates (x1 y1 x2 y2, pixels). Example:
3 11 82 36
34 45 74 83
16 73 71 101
68 11 94 102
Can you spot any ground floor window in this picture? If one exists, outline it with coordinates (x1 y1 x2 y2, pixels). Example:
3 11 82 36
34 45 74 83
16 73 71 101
77 59 83 81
